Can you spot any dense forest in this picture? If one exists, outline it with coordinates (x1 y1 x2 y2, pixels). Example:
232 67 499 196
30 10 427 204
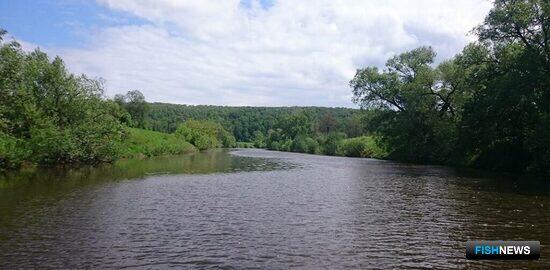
1 0 549 176
145 103 379 156
147 103 364 141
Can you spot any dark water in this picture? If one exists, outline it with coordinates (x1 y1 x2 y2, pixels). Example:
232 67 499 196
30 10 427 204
0 149 549 269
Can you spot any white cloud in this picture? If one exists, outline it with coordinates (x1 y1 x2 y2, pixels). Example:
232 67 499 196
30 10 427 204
56 0 492 107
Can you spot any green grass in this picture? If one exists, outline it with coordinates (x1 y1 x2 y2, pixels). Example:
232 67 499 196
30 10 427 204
117 128 197 158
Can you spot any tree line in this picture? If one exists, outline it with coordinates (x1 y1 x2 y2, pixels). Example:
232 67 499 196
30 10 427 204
1 0 548 176
146 103 365 142
144 103 379 157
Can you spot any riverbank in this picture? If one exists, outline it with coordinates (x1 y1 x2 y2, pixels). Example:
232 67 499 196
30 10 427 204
117 128 196 158
0 127 198 173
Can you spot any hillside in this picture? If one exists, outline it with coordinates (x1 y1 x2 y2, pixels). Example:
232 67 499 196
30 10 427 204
147 103 365 142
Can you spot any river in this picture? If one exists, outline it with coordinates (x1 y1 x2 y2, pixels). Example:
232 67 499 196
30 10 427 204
0 149 548 269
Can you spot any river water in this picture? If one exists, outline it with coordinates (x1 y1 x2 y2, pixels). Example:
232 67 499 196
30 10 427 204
0 149 548 269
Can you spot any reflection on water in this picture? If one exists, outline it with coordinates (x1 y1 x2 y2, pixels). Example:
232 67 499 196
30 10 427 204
0 149 295 188
0 149 548 269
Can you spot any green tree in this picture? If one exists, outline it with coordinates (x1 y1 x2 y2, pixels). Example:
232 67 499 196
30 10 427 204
175 119 235 150
350 47 462 163
456 0 550 174
115 90 149 128
476 0 550 71
252 130 266 148
318 112 338 133
0 30 124 169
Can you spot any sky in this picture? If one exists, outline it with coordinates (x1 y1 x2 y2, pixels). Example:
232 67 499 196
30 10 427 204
0 0 493 107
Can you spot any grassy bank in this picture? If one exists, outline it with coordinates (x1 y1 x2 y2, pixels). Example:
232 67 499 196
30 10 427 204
117 128 196 159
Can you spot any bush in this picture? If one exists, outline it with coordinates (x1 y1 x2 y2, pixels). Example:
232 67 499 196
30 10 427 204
175 119 235 150
117 128 196 158
218 128 237 148
337 136 385 158
291 136 319 154
280 139 293 152
304 137 319 154
320 132 346 155
252 131 265 148
0 132 27 170
291 136 308 153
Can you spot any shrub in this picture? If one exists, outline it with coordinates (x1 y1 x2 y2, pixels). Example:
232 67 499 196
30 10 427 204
0 132 27 170
304 137 320 154
175 119 235 150
337 136 385 158
117 128 196 158
320 132 346 155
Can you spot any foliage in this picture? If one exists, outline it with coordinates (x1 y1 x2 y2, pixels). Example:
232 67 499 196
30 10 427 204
318 132 347 155
0 132 26 170
117 128 196 158
252 130 266 148
175 119 236 150
350 0 550 175
114 90 149 128
147 103 361 141
236 142 255 148
0 31 124 170
336 136 386 158
218 127 237 148
350 46 463 164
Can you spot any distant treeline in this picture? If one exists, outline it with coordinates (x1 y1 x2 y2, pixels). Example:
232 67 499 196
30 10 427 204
145 103 385 157
146 103 366 142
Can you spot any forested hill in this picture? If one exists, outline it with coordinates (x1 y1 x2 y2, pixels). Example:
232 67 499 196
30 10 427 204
147 103 365 142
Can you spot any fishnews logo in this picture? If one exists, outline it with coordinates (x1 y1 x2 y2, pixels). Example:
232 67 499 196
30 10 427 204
466 241 540 260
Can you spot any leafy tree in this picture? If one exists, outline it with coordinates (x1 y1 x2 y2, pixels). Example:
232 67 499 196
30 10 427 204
347 0 550 175
252 130 266 148
318 112 338 133
456 0 550 174
350 47 462 163
115 90 149 128
0 30 124 169
276 110 315 139
217 127 237 148
175 119 235 150
476 0 550 71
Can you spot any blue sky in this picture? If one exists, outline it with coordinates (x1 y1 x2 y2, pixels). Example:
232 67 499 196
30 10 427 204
0 0 146 47
0 0 492 107
1 0 274 47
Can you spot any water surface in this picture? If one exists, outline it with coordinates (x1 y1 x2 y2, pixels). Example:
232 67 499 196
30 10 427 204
1 149 548 269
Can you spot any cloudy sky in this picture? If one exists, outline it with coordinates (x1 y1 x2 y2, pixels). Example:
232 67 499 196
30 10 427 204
1 0 492 107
